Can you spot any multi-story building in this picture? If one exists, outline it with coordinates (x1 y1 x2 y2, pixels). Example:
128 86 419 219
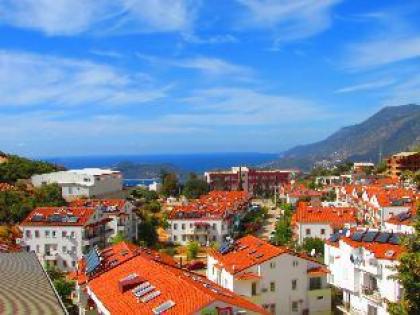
70 199 138 242
292 203 357 245
325 229 404 315
353 163 375 174
167 191 251 245
74 241 268 315
207 235 332 315
386 151 420 179
20 206 113 271
31 168 123 201
204 166 294 194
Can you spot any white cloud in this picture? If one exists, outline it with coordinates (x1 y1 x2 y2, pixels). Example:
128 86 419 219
382 75 420 106
0 50 167 107
138 54 253 77
0 0 198 35
235 0 341 42
345 36 420 70
335 78 396 94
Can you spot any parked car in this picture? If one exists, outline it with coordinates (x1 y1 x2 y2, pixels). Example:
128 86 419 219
186 260 206 271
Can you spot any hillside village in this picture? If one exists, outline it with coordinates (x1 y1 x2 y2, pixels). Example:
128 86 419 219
0 150 419 315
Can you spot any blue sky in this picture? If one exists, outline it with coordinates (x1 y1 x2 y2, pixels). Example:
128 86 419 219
0 0 419 157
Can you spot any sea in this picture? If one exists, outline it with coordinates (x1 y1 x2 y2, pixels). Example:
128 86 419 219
44 153 279 187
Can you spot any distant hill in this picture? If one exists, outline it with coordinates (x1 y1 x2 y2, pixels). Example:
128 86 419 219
268 104 420 170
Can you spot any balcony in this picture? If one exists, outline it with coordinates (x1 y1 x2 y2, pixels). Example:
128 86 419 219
336 303 362 315
361 286 382 304
44 250 59 260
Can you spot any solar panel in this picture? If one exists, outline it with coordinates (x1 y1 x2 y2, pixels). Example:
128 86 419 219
388 234 400 245
351 232 364 242
66 215 79 223
134 285 155 298
328 233 340 242
362 231 379 243
153 300 176 314
85 249 101 274
140 290 161 303
375 232 391 243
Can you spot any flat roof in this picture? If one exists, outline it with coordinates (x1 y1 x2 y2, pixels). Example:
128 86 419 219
0 252 67 315
68 168 120 176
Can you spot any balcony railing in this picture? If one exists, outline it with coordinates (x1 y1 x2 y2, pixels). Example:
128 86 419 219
362 286 381 304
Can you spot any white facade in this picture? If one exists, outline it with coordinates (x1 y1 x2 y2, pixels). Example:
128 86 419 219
31 168 123 201
325 238 403 315
167 218 230 245
207 252 331 315
20 209 113 272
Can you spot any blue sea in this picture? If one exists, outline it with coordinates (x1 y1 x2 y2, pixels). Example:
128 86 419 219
45 153 279 173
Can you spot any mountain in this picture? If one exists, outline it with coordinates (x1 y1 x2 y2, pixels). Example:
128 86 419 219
269 104 420 170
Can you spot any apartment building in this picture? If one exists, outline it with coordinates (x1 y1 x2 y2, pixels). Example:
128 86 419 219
70 199 138 242
386 151 420 179
20 206 113 271
204 167 294 194
325 229 404 315
75 242 268 315
292 203 357 245
207 235 332 315
31 168 123 201
167 191 251 245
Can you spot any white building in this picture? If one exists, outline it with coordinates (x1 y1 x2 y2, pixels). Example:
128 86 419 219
167 191 250 246
20 206 114 271
148 181 161 192
292 203 357 245
325 229 404 315
31 168 123 201
207 235 332 315
70 199 139 242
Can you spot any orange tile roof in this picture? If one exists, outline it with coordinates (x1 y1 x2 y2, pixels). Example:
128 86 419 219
87 253 268 315
292 203 357 228
234 272 261 280
21 207 95 226
69 242 176 285
70 199 127 211
341 236 405 260
208 235 288 274
169 191 250 220
307 266 329 276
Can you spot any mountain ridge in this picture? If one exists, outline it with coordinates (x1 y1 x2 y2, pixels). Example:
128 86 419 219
268 104 420 170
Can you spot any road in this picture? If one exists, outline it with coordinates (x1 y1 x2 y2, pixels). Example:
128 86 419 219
253 199 280 241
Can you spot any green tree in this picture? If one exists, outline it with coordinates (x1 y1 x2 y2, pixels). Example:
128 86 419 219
375 160 388 174
389 214 420 315
33 183 66 206
182 173 209 199
302 237 325 256
111 231 128 245
187 241 200 260
137 215 159 247
272 218 292 246
161 172 179 197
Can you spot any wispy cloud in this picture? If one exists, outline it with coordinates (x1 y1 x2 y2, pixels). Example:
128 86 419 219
235 0 341 43
138 54 253 77
335 78 396 94
0 0 198 36
345 36 420 70
0 50 168 108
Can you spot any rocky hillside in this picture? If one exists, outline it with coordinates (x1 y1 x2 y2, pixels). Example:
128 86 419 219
269 104 420 170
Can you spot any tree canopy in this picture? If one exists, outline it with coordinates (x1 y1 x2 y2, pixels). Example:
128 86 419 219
160 171 179 197
182 173 209 199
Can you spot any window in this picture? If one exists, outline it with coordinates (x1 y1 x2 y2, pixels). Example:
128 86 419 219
182 224 186 230
292 301 298 312
173 223 178 230
292 260 299 267
36 245 40 253
305 228 311 235
182 235 186 241
212 235 217 241
190 223 193 228
292 279 297 290
52 231 56 238
173 235 178 241
269 304 276 315
270 282 276 292
212 223 217 230
62 246 67 253
321 229 326 235
62 231 67 238
270 261 276 269
251 282 257 296
35 230 40 238
63 260 67 268
72 261 76 267
45 230 50 237
317 296 324 300
310 277 322 290
25 230 31 238
70 231 75 238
